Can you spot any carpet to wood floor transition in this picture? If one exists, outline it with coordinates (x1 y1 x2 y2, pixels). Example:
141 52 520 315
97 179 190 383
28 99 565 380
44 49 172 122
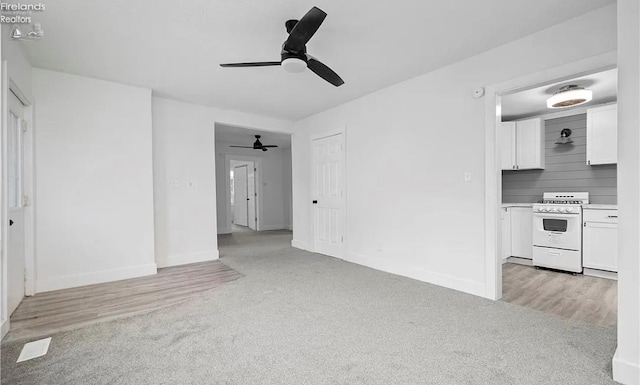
4 260 242 344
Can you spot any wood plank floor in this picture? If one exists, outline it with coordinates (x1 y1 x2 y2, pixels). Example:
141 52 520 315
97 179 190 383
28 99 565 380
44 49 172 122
502 262 617 327
4 260 242 344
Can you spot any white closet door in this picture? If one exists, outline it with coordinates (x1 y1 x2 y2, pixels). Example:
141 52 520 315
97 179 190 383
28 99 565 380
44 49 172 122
233 165 248 227
312 133 345 258
247 165 256 230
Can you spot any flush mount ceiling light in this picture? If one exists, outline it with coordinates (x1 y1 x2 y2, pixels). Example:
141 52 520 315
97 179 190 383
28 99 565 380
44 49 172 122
547 85 593 109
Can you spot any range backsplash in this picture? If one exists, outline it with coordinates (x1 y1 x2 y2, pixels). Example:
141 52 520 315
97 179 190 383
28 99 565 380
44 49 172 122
502 113 617 204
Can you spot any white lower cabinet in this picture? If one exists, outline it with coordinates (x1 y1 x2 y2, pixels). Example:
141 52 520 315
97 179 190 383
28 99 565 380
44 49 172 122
502 206 533 259
583 209 618 273
502 208 511 261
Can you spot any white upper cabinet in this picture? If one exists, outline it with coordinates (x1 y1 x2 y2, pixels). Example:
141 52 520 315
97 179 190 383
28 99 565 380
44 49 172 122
500 118 544 170
586 104 617 165
499 122 516 170
516 118 544 170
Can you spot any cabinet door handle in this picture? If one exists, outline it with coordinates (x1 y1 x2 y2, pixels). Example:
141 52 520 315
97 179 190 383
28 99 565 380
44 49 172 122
587 160 591 165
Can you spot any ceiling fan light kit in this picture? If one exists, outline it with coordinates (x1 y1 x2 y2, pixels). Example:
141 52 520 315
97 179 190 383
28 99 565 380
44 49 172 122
282 57 307 73
220 6 344 87
546 85 593 109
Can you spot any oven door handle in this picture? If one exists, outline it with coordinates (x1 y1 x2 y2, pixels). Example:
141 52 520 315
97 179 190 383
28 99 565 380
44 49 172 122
533 212 579 218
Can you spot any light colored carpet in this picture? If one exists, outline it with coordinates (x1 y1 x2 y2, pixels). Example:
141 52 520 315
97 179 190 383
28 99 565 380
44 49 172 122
2 230 617 384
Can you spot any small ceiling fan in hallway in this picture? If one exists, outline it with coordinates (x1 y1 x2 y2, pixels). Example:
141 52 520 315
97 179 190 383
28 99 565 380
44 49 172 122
219 6 344 87
230 135 278 152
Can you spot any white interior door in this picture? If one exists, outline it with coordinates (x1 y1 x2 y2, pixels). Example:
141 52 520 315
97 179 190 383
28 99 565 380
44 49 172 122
7 91 25 316
233 165 248 227
247 164 256 230
312 133 345 258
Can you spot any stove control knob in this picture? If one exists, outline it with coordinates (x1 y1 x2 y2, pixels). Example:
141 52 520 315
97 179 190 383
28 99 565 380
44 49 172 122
566 207 573 213
551 208 559 212
559 208 566 213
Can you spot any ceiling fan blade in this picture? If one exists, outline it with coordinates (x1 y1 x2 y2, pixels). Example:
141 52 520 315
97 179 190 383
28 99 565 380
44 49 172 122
220 61 281 68
306 55 344 87
229 146 255 148
284 7 327 53
262 145 278 148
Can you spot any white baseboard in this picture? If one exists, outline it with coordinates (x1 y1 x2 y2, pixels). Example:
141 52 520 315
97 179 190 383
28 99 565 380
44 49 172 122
346 252 486 297
583 268 617 280
613 348 640 385
285 224 293 231
156 250 219 268
36 263 158 293
260 224 287 231
291 239 312 252
506 256 533 266
1 318 9 340
217 226 231 235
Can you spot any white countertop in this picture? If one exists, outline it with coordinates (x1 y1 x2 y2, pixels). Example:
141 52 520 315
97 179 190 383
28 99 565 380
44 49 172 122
502 203 534 208
582 204 618 210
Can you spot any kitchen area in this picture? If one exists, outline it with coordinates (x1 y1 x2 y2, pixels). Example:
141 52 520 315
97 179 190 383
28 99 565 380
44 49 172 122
499 68 618 327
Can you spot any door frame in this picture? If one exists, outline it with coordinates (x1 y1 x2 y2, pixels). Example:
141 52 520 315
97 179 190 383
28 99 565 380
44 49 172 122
8 80 35 298
483 52 617 300
224 154 262 232
309 126 347 259
1 63 37 337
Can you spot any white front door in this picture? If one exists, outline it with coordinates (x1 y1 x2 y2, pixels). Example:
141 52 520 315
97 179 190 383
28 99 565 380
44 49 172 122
233 165 248 227
247 164 257 230
312 133 345 258
7 91 25 316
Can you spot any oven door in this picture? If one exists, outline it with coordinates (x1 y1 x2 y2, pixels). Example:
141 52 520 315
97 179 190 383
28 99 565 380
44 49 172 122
532 212 582 250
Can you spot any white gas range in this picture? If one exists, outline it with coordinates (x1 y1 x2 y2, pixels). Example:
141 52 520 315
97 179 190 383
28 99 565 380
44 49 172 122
532 192 589 274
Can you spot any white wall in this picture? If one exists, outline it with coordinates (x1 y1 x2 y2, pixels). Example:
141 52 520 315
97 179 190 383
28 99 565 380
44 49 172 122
613 1 640 383
215 142 292 233
291 5 617 296
33 69 156 292
2 26 32 102
152 97 292 266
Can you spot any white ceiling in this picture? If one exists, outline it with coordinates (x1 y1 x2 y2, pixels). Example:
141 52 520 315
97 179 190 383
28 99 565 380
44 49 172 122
19 0 614 120
215 123 291 148
502 68 618 121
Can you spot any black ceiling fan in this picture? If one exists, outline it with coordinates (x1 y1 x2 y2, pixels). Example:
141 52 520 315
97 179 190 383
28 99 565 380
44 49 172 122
220 6 344 87
230 135 278 152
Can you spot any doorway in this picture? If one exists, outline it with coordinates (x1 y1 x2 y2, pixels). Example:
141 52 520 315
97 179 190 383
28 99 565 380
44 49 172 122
485 53 618 327
214 123 293 237
230 160 257 232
